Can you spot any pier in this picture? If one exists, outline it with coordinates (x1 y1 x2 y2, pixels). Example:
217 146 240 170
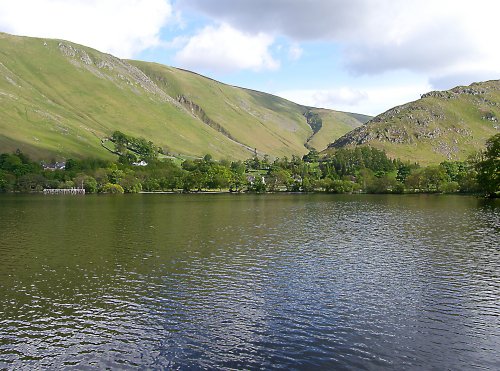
43 188 85 195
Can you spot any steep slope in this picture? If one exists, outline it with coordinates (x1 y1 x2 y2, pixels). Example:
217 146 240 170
307 108 371 151
128 62 368 155
0 32 366 160
0 33 250 160
328 81 500 164
129 61 310 157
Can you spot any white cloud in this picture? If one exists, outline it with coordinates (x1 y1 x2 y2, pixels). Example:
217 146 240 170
0 0 173 58
313 88 367 107
277 83 432 116
340 1 500 81
175 23 279 72
181 0 500 89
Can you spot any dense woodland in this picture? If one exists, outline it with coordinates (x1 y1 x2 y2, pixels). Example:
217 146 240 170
1 133 498 197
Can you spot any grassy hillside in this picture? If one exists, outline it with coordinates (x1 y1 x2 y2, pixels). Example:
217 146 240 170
0 32 366 160
327 81 500 164
129 61 311 157
307 108 371 151
128 62 369 156
0 33 249 160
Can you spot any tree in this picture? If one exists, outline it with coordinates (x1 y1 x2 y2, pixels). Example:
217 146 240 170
0 170 15 192
440 161 466 182
318 178 354 193
119 174 142 193
366 174 400 193
247 175 266 192
64 158 80 172
101 183 124 194
405 169 425 192
329 179 354 193
404 166 448 192
396 164 412 183
458 169 479 193
356 168 375 191
301 177 316 192
111 131 158 161
230 160 245 175
229 172 245 192
107 165 125 184
92 168 109 189
183 170 203 192
262 154 271 169
476 133 500 197
422 166 448 192
245 156 261 170
118 152 138 165
0 153 22 172
142 178 161 192
267 168 292 191
205 165 231 190
74 174 98 193
16 173 47 192
441 181 460 193
303 148 319 163
181 159 197 172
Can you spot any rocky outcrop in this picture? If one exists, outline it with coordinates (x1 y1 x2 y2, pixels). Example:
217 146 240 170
176 95 257 153
420 81 500 99
482 111 498 123
177 95 236 140
57 42 179 105
328 80 500 162
421 81 500 109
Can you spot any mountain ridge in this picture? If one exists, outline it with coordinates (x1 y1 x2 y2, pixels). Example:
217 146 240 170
328 80 500 164
0 32 368 160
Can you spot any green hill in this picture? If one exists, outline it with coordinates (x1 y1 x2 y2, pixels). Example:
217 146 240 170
306 108 371 151
0 32 367 161
328 80 500 164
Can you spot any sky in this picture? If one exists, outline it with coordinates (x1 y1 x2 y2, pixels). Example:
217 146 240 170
0 0 499 116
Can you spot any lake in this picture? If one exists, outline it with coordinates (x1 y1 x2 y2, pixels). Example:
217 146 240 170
0 194 499 370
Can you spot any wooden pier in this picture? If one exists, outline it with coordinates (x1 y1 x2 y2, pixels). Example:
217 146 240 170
43 188 85 195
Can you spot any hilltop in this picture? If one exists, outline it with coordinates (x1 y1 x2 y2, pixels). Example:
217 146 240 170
328 80 500 164
0 32 368 160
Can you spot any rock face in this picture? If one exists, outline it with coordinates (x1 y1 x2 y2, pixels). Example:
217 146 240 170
328 80 500 164
176 94 238 142
57 42 178 105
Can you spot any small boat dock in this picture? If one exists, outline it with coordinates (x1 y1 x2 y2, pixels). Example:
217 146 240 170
43 188 85 195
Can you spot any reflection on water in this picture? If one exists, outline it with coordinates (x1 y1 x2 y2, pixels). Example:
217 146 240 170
0 194 499 369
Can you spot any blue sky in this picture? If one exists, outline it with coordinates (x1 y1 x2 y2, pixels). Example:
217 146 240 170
1 0 499 116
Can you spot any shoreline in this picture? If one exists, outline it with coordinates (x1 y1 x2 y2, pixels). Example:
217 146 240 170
0 190 492 197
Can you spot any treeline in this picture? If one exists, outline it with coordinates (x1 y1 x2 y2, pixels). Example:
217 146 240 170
0 134 498 197
109 130 160 163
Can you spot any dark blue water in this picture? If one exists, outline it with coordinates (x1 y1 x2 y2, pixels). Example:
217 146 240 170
0 194 499 369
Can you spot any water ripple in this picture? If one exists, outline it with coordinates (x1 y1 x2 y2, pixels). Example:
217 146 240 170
0 194 498 369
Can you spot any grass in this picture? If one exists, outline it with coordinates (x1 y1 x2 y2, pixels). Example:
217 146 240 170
0 31 369 161
0 34 253 160
129 61 313 157
328 83 500 164
3 32 497 165
308 108 370 150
